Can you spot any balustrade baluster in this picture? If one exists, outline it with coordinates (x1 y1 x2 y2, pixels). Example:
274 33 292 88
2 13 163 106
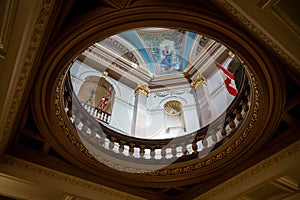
240 98 249 112
74 113 83 126
92 107 96 117
150 146 155 159
161 147 166 159
89 106 93 115
211 134 218 143
221 127 227 137
129 143 135 157
67 109 73 117
245 87 250 97
234 108 243 121
64 95 71 108
181 143 187 155
90 128 97 139
227 117 236 129
170 144 177 157
81 124 88 133
192 142 198 153
74 116 81 126
195 134 204 142
83 120 91 133
139 145 145 158
119 141 126 153
202 138 208 149
109 137 116 150
96 109 100 118
98 135 106 146
104 113 108 123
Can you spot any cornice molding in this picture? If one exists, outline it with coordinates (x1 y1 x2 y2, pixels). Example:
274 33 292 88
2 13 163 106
0 154 143 200
0 0 55 154
214 0 300 75
194 139 300 200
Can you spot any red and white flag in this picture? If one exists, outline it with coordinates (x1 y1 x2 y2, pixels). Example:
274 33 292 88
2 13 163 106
216 63 238 96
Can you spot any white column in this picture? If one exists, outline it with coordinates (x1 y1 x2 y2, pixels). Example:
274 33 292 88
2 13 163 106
191 73 214 127
131 86 149 137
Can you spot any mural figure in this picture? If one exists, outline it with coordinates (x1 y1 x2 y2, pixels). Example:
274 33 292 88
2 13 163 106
139 29 184 75
160 46 172 70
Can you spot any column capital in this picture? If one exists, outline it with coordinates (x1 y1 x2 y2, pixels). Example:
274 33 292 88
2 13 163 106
134 85 150 97
191 73 207 89
102 71 108 78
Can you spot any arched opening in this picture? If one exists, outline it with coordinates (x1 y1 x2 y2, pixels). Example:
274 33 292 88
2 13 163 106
164 100 185 135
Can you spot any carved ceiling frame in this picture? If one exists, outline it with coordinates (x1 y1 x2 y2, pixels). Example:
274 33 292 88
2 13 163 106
30 2 287 188
213 0 300 75
0 0 55 154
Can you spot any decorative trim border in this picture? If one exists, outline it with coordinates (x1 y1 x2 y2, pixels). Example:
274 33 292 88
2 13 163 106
0 154 143 200
0 0 18 55
194 139 300 200
0 0 55 153
214 0 300 75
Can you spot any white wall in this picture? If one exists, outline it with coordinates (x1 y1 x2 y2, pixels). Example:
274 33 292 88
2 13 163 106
70 61 237 139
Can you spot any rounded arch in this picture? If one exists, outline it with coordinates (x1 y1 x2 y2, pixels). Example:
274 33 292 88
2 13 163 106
158 95 188 108
105 76 122 99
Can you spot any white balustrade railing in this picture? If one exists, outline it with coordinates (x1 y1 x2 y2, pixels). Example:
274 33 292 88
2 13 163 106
81 102 111 124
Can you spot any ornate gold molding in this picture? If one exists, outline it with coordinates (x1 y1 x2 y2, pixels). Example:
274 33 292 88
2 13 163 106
134 85 150 97
0 154 143 200
0 0 55 153
191 73 207 89
214 0 300 75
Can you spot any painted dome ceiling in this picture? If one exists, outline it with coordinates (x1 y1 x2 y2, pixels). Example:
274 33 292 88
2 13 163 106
96 27 210 79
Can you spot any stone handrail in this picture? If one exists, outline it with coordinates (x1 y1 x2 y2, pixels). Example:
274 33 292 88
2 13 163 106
80 101 111 124
63 69 250 164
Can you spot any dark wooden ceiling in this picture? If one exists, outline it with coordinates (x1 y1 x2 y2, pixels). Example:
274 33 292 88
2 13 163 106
4 1 300 200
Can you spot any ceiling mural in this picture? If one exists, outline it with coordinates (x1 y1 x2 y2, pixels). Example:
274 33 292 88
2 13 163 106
113 28 199 77
137 28 186 75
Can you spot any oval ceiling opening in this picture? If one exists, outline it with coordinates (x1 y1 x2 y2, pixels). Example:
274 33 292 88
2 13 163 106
63 27 250 172
69 28 245 139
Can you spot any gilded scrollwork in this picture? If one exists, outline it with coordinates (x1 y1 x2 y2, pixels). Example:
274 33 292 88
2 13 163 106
191 73 207 89
134 85 150 97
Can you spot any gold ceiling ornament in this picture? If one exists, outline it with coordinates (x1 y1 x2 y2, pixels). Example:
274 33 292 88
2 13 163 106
164 100 182 115
134 85 150 97
191 73 207 89
102 71 108 79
